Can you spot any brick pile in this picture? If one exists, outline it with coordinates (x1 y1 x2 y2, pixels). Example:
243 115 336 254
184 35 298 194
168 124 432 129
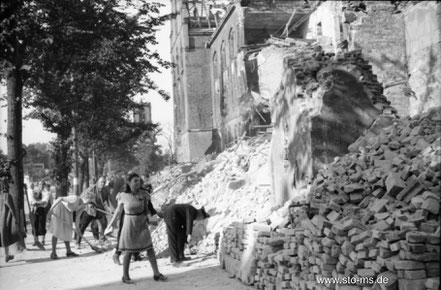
220 220 275 286
306 107 441 289
219 108 440 289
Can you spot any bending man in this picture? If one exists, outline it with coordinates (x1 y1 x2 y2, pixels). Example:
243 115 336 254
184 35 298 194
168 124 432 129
164 204 210 266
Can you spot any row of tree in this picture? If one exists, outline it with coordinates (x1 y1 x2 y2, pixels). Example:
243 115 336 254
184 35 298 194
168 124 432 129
1 0 172 236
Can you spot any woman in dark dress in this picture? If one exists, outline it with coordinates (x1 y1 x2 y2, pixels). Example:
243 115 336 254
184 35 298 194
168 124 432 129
0 167 21 262
106 173 167 284
30 181 49 246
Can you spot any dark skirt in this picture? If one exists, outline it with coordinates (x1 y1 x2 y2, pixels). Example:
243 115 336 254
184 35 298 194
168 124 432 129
0 194 20 247
32 207 47 236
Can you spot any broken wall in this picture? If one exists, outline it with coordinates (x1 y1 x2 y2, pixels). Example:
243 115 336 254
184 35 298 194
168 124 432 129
304 1 441 118
261 43 392 206
351 1 409 117
306 1 343 53
404 1 441 117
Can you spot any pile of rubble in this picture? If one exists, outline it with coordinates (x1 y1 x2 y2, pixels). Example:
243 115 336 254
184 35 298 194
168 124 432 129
219 108 441 290
151 135 275 257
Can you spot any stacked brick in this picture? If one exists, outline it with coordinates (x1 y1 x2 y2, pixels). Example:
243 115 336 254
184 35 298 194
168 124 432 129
220 108 441 290
220 219 262 284
308 107 440 289
253 230 286 289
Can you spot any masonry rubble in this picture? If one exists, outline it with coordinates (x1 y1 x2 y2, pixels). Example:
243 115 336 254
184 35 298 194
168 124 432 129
219 107 441 290
151 134 276 257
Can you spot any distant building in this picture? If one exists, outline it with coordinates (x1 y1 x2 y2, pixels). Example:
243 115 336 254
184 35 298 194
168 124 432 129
133 103 152 124
171 0 441 162
206 1 312 150
170 0 219 162
171 0 311 162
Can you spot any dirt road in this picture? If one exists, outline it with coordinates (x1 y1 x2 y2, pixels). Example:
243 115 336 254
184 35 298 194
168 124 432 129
0 232 252 290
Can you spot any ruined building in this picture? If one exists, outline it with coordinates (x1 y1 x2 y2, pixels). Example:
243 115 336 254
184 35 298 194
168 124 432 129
170 0 441 198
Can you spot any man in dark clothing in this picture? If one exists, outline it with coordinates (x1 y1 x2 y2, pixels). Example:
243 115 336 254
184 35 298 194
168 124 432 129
164 204 210 266
108 173 126 213
77 176 109 246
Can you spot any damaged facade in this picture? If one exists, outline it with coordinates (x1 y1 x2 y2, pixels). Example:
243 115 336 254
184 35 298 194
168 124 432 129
170 0 441 192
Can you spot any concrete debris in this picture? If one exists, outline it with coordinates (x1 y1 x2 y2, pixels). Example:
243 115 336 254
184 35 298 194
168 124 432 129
219 107 441 289
151 135 275 258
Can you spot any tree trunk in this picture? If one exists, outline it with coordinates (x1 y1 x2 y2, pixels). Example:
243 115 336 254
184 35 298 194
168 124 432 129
6 66 26 244
78 149 88 192
84 151 89 189
78 153 84 193
72 127 79 195
53 134 71 198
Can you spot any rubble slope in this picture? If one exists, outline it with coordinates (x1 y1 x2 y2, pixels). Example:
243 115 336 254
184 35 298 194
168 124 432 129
151 135 276 257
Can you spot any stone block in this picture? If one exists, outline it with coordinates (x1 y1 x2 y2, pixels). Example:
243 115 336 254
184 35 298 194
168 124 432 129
419 222 438 233
371 188 386 198
389 241 401 252
427 268 441 278
357 268 375 277
422 191 440 201
394 260 425 270
379 247 394 259
400 241 426 253
426 244 440 253
400 166 412 181
425 278 440 290
341 240 355 256
406 232 427 244
374 220 392 231
374 212 389 220
343 184 364 194
398 278 426 290
373 271 398 290
403 251 440 262
371 198 389 213
326 211 340 222
396 179 426 203
343 219 367 231
385 173 406 197
426 234 440 245
349 192 364 203
369 249 379 258
404 270 426 279
421 198 440 214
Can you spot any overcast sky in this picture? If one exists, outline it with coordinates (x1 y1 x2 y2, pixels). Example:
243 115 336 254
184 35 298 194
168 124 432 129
0 1 173 153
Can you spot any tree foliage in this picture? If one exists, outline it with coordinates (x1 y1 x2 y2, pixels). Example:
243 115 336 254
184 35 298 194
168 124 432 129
1 0 170 195
133 128 165 175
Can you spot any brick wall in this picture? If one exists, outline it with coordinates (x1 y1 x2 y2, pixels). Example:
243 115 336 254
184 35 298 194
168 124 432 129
265 42 393 206
404 1 441 117
351 2 409 117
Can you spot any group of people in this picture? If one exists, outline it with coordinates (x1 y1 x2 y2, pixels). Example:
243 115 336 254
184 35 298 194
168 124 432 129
13 171 211 284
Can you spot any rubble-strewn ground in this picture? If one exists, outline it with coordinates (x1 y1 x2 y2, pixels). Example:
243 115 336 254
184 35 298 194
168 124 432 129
0 230 253 290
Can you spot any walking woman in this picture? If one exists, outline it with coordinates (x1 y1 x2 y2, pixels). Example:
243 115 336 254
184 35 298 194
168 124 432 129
47 195 83 259
30 181 49 246
105 172 167 284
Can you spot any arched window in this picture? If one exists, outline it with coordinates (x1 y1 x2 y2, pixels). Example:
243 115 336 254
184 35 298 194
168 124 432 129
212 51 220 124
228 28 235 61
220 41 227 117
